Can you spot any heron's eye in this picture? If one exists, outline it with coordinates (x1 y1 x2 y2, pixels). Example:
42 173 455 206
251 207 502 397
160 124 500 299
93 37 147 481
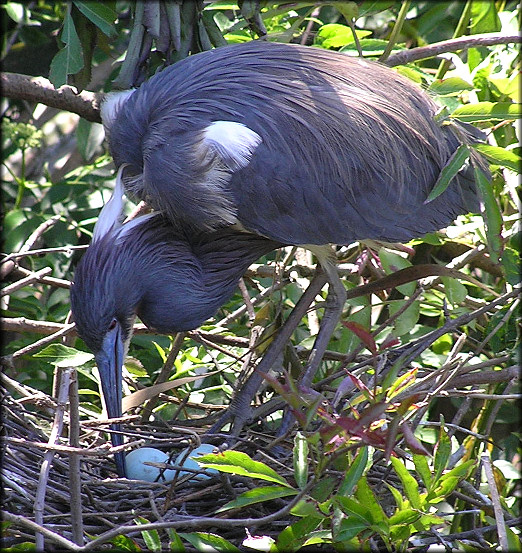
108 318 117 331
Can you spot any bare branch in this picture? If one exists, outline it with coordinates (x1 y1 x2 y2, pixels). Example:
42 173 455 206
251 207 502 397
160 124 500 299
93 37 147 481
385 32 520 67
1 72 102 123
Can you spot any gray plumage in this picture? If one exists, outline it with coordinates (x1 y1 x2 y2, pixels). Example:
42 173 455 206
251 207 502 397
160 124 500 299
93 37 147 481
104 41 480 244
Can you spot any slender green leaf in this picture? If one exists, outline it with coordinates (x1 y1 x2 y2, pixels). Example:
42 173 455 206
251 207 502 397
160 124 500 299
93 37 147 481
73 1 117 37
135 517 162 553
441 276 468 305
379 249 414 296
390 457 422 510
48 12 84 87
178 532 240 553
335 517 369 542
276 517 322 552
34 344 94 367
217 485 297 512
354 477 388 526
167 529 185 552
412 453 432 489
293 432 309 489
474 166 503 263
433 423 451 482
473 144 521 173
197 451 291 486
338 447 368 496
389 508 422 526
429 77 474 95
451 102 521 122
426 145 470 202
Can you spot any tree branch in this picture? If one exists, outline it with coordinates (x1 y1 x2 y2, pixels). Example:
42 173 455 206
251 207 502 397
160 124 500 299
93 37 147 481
1 72 102 123
385 32 520 67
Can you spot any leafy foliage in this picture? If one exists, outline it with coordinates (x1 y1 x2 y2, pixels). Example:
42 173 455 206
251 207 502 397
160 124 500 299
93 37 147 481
2 1 520 551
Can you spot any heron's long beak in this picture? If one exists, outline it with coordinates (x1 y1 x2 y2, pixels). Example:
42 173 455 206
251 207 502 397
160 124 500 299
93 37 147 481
96 325 126 477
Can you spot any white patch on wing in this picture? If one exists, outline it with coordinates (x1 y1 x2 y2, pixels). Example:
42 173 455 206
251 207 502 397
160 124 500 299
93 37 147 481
202 121 262 171
100 90 135 131
93 165 127 242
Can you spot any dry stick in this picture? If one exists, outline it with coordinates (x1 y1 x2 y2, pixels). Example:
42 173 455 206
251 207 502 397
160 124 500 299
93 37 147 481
481 453 508 551
68 369 84 546
0 72 101 122
34 367 73 550
2 512 81 552
9 266 71 289
82 479 315 552
385 32 520 67
1 267 52 296
9 323 76 360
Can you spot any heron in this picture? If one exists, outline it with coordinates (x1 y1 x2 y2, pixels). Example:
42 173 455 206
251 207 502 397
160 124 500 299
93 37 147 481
70 41 485 476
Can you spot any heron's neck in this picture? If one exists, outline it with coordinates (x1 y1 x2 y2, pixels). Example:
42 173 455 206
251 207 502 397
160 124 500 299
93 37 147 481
135 227 279 332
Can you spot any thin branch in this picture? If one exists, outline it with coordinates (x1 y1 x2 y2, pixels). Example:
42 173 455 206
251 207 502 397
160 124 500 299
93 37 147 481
385 32 520 67
1 72 102 123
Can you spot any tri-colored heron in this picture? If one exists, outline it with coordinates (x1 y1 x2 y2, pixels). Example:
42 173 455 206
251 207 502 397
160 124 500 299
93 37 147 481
70 41 484 476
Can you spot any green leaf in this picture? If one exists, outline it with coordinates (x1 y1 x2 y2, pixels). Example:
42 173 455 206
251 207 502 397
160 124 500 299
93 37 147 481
4 2 24 23
197 451 292 486
426 144 470 203
472 144 521 173
338 447 368 496
135 517 162 553
429 77 474 96
474 166 503 263
179 532 240 553
167 529 185 552
314 24 370 49
441 276 468 305
388 300 420 337
390 457 422 510
76 120 105 161
412 453 432 489
388 508 421 526
48 12 84 87
336 496 372 522
470 0 501 33
293 432 309 489
451 102 521 122
34 344 94 367
72 1 117 37
354 477 388 526
379 249 415 296
433 423 451 482
109 534 141 552
335 517 369 542
276 517 322 553
217 485 297 512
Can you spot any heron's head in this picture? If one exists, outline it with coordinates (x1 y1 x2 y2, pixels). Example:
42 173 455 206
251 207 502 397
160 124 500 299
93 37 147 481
70 167 151 476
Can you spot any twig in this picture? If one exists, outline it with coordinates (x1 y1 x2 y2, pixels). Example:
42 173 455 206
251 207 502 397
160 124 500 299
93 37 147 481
481 453 508 551
1 267 52 297
34 367 73 550
0 72 101 123
68 370 84 545
1 511 81 552
9 323 76 360
385 32 520 67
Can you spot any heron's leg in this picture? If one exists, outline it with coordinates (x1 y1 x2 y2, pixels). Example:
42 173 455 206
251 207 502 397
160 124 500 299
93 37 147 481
207 270 329 435
276 259 347 436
